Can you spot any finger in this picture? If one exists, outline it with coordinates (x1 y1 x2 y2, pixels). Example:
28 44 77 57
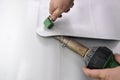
70 2 74 8
82 67 106 79
58 14 62 18
114 54 120 64
64 2 74 13
64 9 70 13
49 2 56 14
50 8 63 21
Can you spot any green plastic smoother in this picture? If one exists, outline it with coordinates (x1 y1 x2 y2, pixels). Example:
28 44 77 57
44 17 54 29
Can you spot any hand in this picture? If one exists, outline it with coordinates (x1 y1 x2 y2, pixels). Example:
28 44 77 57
82 54 120 80
49 0 74 21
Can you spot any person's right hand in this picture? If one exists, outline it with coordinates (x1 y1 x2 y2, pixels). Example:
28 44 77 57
82 54 120 80
49 0 74 21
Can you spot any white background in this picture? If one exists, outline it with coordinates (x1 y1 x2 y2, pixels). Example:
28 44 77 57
0 0 120 80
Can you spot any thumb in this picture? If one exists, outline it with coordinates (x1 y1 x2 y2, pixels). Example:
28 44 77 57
114 54 120 64
82 67 105 79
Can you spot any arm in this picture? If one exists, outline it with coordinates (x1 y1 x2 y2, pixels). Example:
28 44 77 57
82 54 120 80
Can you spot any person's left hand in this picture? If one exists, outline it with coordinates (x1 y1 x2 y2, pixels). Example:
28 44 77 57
82 54 120 80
